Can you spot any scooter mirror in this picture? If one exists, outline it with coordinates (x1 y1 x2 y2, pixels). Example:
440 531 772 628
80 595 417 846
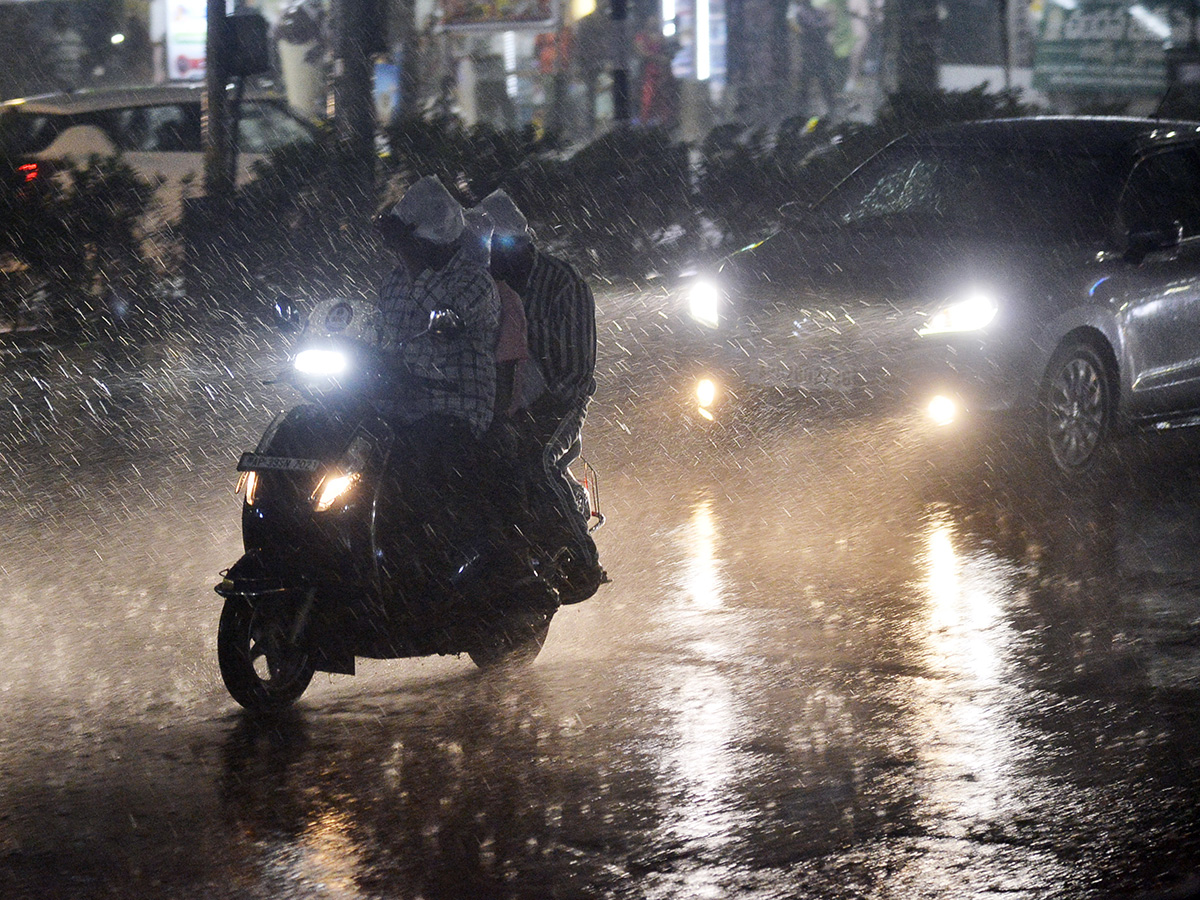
273 296 303 333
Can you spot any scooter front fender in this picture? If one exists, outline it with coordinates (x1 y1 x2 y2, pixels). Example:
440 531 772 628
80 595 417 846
215 550 291 600
214 552 357 676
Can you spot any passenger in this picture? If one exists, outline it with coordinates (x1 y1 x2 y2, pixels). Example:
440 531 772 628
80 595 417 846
477 189 606 603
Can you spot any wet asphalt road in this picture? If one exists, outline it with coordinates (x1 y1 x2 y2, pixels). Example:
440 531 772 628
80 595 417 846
3 284 1200 899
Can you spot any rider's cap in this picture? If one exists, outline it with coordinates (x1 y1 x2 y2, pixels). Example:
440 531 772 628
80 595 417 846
386 176 465 244
478 189 530 240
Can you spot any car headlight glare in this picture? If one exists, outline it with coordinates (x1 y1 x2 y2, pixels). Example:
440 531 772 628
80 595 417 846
919 290 999 335
927 394 959 427
294 347 349 377
688 280 721 328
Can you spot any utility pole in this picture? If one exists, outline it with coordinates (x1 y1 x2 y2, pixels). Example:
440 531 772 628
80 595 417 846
883 0 940 95
203 0 233 200
999 0 1011 92
397 0 421 117
333 0 379 201
611 0 631 121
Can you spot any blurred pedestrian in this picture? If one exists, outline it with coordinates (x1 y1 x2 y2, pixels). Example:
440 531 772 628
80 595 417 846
634 13 680 128
844 0 881 92
573 4 611 137
792 0 837 116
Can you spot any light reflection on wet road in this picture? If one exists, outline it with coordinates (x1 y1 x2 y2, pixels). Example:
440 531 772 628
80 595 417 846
1 286 1200 898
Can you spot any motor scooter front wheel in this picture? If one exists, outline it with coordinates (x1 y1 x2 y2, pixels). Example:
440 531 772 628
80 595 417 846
218 599 315 713
468 619 551 670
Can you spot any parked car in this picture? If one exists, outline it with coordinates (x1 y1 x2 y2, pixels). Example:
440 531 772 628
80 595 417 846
675 116 1200 475
0 84 316 228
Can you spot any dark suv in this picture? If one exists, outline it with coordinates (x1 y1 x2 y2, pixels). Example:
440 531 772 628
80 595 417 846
676 117 1200 475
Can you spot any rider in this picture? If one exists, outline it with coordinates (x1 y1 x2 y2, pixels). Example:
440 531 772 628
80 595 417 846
375 176 501 597
477 189 606 603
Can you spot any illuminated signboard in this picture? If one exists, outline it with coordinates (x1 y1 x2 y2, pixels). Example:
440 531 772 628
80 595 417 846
1033 0 1195 94
166 0 208 80
441 0 557 32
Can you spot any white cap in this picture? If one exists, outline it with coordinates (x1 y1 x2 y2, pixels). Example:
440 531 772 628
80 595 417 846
478 189 530 239
387 176 465 244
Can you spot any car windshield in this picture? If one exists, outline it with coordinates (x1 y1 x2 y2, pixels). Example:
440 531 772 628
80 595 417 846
235 102 312 154
816 140 1127 243
0 109 60 155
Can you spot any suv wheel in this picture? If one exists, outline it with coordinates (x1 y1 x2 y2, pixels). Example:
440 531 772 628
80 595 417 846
1039 340 1114 476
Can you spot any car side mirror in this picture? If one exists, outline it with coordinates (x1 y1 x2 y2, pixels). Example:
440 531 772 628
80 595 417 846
224 11 271 77
1125 221 1182 263
427 308 464 335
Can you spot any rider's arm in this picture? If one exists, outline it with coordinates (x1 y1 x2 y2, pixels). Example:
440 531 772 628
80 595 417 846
377 263 417 351
435 259 501 335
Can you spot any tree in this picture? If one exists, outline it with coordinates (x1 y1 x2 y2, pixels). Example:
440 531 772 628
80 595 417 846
883 0 939 95
332 0 380 203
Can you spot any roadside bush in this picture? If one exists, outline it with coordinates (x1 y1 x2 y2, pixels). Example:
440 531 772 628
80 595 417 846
382 117 696 277
695 116 860 251
381 114 473 195
381 114 552 206
505 125 696 276
182 117 544 315
175 85 1054 304
695 123 781 248
0 153 157 331
179 129 390 312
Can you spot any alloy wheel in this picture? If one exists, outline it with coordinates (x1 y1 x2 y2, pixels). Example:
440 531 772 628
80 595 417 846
1042 344 1111 474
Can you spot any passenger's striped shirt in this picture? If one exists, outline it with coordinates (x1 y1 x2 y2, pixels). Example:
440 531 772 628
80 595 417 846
522 249 597 412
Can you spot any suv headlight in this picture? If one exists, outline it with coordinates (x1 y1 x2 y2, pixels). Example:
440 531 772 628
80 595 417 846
919 290 999 336
688 279 722 328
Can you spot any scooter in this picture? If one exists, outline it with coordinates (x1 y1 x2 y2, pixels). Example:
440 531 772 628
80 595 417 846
215 296 605 713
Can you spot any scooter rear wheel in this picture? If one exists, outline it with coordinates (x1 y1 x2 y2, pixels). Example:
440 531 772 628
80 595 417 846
218 599 315 713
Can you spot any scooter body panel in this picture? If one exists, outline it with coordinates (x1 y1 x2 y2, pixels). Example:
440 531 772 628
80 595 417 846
225 402 559 675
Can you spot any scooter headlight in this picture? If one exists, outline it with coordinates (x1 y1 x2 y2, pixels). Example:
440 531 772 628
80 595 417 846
294 347 349 377
310 435 373 512
312 472 361 512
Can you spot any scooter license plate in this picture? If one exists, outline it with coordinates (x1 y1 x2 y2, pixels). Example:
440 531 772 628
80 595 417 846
237 452 323 473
